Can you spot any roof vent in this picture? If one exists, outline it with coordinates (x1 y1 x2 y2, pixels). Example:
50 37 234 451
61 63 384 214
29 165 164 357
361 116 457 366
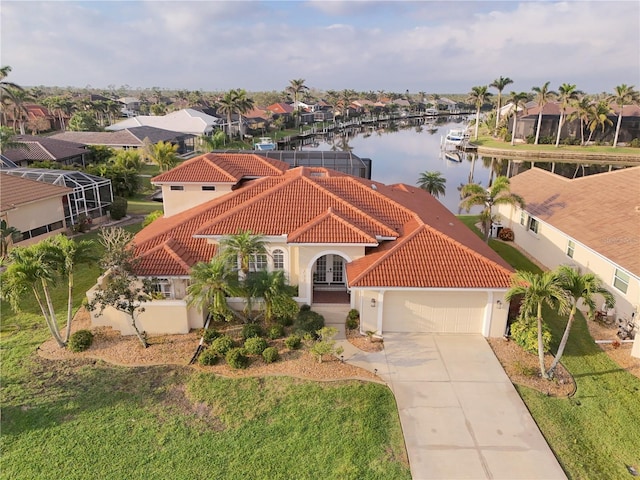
371 184 377 190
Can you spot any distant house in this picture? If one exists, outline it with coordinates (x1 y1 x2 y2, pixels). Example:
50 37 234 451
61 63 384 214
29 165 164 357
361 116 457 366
118 97 141 117
495 167 640 358
50 126 195 155
0 135 88 167
106 108 221 137
0 173 71 249
88 152 513 338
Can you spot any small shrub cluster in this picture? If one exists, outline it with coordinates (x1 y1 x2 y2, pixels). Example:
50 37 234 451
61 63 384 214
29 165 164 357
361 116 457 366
262 347 279 364
226 347 249 369
275 315 294 327
109 196 128 220
510 317 552 354
202 328 222 345
345 309 360 330
267 324 285 339
629 138 640 148
199 348 220 366
498 227 514 242
68 329 94 352
284 334 302 350
294 309 325 336
72 214 92 233
244 337 268 355
241 323 263 340
142 210 164 228
209 335 234 356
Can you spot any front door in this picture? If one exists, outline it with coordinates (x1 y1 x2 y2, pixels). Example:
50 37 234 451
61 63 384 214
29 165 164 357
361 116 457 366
314 255 345 285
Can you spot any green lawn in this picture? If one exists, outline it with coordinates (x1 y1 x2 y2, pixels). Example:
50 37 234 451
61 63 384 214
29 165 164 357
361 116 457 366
460 214 640 479
0 224 410 479
473 136 640 156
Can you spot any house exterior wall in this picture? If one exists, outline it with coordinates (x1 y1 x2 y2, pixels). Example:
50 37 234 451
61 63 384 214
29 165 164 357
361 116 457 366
498 204 640 323
4 197 67 247
160 183 233 217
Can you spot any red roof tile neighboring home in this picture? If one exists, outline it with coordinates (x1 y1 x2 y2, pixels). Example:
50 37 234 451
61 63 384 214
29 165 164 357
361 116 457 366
134 163 513 288
266 103 294 115
0 172 72 212
508 167 640 277
0 135 88 166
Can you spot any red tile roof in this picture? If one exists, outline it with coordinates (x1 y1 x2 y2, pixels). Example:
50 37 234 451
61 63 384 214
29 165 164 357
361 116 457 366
266 103 294 114
132 158 513 289
151 153 289 184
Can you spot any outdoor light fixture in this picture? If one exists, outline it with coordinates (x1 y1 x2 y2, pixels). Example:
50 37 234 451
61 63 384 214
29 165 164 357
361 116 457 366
370 298 376 307
497 300 503 309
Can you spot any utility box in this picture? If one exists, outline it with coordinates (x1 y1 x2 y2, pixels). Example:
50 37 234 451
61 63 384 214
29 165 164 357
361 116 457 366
491 222 503 238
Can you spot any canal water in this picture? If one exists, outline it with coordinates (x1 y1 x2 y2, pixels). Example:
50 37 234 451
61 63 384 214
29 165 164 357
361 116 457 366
293 117 626 214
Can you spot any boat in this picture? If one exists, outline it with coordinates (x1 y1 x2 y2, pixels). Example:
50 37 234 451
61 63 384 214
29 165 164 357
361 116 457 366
254 137 276 151
444 151 462 162
424 108 439 116
442 128 470 146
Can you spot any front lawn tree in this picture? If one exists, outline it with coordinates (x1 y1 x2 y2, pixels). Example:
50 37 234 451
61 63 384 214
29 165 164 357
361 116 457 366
219 230 267 277
505 270 569 379
187 255 240 322
87 227 151 348
246 270 299 323
459 176 525 243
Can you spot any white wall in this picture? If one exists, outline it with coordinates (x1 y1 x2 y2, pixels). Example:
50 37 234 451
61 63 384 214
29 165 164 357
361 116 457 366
160 183 233 217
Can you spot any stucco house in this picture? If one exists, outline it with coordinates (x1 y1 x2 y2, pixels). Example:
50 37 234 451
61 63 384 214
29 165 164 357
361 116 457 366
106 108 221 137
0 135 88 167
88 152 513 338
496 166 640 358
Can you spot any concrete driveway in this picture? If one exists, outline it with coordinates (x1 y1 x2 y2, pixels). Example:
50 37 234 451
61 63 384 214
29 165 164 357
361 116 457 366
346 333 567 480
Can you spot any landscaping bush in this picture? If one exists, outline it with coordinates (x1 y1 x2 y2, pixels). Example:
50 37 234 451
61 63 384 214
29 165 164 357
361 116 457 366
300 304 311 312
241 323 263 340
109 196 128 220
294 309 325 336
284 334 302 350
267 324 285 339
244 337 268 355
629 138 640 148
198 347 220 366
275 315 294 327
498 227 514 242
262 346 279 364
68 329 94 352
225 347 249 369
345 309 360 330
510 317 552 354
202 328 222 345
209 335 234 356
142 210 163 227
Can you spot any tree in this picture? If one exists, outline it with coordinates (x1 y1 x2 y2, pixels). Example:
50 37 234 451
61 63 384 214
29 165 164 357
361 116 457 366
554 84 582 147
0 126 27 152
146 140 179 172
467 86 492 140
246 270 298 323
198 130 226 152
217 90 237 137
586 101 613 144
547 266 614 377
68 111 98 131
219 230 267 276
0 219 22 258
0 66 24 126
608 84 639 147
490 76 514 134
573 96 593 145
187 256 240 322
459 176 525 242
508 92 529 145
309 326 343 363
87 227 151 348
531 82 556 144
417 171 446 198
1 243 66 347
232 89 255 138
4 87 32 134
286 78 309 128
111 149 143 170
505 270 568 379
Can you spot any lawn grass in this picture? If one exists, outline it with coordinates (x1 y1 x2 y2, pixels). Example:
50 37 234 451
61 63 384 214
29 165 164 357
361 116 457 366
0 224 410 479
473 136 640 156
459 214 640 479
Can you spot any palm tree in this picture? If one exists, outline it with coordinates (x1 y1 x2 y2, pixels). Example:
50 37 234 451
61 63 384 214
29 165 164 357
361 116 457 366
573 96 593 145
246 270 298 322
187 256 240 322
147 141 179 172
286 79 309 128
198 130 226 152
505 270 568 379
0 219 22 258
0 66 24 126
531 82 556 144
233 89 255 138
0 126 27 153
554 84 582 147
608 84 639 147
4 87 32 134
490 76 514 134
467 86 492 140
1 244 66 347
219 230 267 276
508 92 528 145
586 101 613 144
417 171 446 198
547 266 614 377
216 90 237 138
459 176 525 242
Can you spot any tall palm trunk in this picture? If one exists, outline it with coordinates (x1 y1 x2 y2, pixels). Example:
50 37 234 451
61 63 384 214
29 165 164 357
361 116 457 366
536 302 549 379
547 303 576 376
511 114 518 146
534 111 543 144
34 286 65 347
65 272 74 342
554 112 564 147
474 106 480 139
613 111 623 147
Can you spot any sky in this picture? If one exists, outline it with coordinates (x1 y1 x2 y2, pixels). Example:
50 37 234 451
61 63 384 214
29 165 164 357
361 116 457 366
1 1 639 95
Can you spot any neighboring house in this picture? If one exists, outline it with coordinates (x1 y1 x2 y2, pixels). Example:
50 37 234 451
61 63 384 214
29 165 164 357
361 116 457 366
436 97 460 113
106 108 221 136
495 167 640 358
50 126 195 155
0 173 72 248
0 135 88 167
88 152 513 338
118 97 141 117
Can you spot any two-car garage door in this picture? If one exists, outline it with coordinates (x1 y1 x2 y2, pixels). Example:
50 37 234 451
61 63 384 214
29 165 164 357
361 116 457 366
383 291 486 334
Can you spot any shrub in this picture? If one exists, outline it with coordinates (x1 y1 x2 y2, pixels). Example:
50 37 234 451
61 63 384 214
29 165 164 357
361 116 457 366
300 304 311 312
68 329 94 352
202 328 222 345
309 327 344 364
267 324 285 339
510 317 552 354
294 309 325 336
262 346 279 364
225 347 249 369
142 210 163 227
198 347 220 366
498 228 514 242
109 196 128 220
241 323 263 340
346 309 360 330
284 334 302 350
275 315 294 327
244 337 268 355
629 138 640 148
209 335 234 356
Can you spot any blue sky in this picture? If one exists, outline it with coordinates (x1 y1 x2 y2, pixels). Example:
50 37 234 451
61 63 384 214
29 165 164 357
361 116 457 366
1 1 638 94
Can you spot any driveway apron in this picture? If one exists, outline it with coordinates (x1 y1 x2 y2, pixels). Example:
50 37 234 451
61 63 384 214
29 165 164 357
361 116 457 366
381 333 567 480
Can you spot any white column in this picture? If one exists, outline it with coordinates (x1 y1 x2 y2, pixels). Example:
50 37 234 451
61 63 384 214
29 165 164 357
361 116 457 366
376 290 385 335
483 291 494 337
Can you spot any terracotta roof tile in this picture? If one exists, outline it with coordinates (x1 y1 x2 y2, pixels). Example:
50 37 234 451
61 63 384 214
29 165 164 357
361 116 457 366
287 207 379 244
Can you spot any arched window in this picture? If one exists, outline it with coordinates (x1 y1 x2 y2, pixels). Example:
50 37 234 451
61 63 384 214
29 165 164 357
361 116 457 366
272 249 285 270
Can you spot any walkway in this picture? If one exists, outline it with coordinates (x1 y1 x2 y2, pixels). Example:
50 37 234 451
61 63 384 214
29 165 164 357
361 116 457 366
317 306 566 480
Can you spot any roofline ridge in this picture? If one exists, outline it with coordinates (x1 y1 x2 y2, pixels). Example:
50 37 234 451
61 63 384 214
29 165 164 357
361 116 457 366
163 239 193 272
203 154 241 182
287 207 377 244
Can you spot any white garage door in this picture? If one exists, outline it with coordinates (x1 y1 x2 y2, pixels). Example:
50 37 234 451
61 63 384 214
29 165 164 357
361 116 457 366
383 291 486 333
